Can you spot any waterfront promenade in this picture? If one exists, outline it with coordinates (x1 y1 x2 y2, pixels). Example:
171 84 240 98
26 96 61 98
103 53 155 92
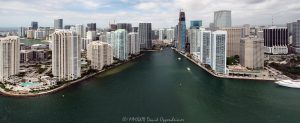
173 48 277 81
0 53 144 97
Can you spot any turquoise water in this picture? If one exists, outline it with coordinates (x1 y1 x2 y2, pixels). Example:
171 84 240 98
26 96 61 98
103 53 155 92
19 82 40 87
1 48 300 123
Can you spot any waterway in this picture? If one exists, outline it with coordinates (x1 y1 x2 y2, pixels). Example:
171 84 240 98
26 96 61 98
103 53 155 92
0 48 300 123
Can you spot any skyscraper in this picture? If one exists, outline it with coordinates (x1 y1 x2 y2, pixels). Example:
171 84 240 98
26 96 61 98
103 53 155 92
214 10 231 29
54 19 63 29
18 27 26 38
200 30 212 64
292 20 300 53
0 36 20 82
177 10 187 52
138 23 152 49
159 29 166 40
117 23 132 33
240 37 264 69
221 27 242 57
87 23 96 31
211 31 227 74
166 28 175 41
190 20 202 29
52 30 81 81
128 32 140 55
241 24 250 38
31 21 38 30
189 29 200 53
87 41 113 70
263 27 288 54
114 29 129 60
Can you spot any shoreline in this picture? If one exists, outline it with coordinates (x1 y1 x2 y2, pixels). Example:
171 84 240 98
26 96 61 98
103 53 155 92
173 48 276 81
0 53 145 97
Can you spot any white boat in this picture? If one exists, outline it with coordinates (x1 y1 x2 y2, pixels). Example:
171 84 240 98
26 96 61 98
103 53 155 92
187 67 191 71
178 57 181 60
275 80 300 88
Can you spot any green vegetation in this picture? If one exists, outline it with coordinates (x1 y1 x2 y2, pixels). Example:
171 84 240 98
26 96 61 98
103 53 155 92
37 67 47 74
269 62 300 79
227 55 239 65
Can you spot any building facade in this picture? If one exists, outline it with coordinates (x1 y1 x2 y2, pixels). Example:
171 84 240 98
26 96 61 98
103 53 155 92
114 29 129 60
52 30 81 81
87 41 113 70
240 37 264 69
0 36 20 82
54 19 63 29
87 23 96 31
292 20 300 53
128 32 140 55
221 27 242 57
214 10 231 29
138 23 152 49
263 27 288 54
31 21 38 30
190 20 202 29
211 31 227 74
177 11 187 52
200 30 212 64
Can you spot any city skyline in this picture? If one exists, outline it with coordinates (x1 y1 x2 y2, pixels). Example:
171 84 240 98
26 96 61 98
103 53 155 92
0 0 300 28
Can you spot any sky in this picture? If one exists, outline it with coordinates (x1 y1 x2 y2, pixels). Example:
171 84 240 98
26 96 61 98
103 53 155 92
0 0 300 28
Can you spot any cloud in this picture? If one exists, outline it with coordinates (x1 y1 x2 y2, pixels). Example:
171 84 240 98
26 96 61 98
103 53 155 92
135 2 157 11
0 0 299 28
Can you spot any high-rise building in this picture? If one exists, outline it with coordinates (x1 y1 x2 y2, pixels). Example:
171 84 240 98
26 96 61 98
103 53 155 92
81 38 92 51
87 41 113 70
54 19 63 29
0 36 20 82
190 20 202 29
214 10 231 29
52 30 81 81
242 24 250 38
75 24 86 38
200 30 212 64
138 23 152 49
31 21 38 30
64 25 73 30
189 29 200 53
240 37 264 69
128 32 140 55
87 23 96 31
177 10 187 52
117 23 132 33
292 20 300 53
18 27 26 38
133 27 138 32
166 28 175 41
211 31 227 74
114 29 129 60
27 30 35 39
110 24 117 31
87 31 96 41
263 27 288 54
159 29 166 40
221 27 242 57
34 29 46 39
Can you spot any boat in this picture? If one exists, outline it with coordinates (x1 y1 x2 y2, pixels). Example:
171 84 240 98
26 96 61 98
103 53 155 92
187 67 191 71
178 57 181 60
275 80 300 88
160 48 163 51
